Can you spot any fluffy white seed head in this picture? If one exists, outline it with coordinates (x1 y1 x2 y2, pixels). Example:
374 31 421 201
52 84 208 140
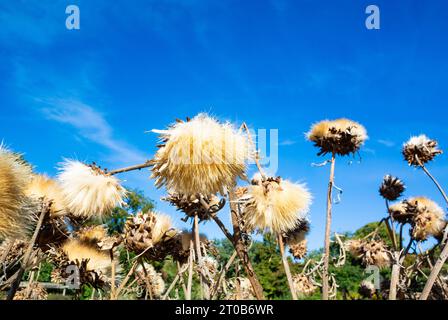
57 160 127 219
0 146 34 240
151 113 253 196
242 178 312 234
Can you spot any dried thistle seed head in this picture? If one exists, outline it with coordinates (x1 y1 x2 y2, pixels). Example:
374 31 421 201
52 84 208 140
406 197 446 241
402 135 442 166
225 277 256 300
61 237 120 280
289 239 308 260
307 118 368 156
360 240 391 268
283 220 310 259
13 283 48 300
124 211 178 261
292 274 316 297
0 146 34 240
77 225 108 242
0 239 27 275
57 160 127 219
379 175 405 201
358 280 376 299
201 255 219 277
163 193 223 221
242 177 311 234
25 174 68 218
134 263 166 298
388 201 411 224
346 239 391 268
345 239 364 258
151 113 253 196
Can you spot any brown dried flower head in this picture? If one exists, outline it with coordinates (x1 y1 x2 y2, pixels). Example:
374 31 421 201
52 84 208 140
292 274 316 297
402 135 442 166
405 197 446 241
307 118 368 156
124 211 178 261
347 239 391 268
379 175 405 201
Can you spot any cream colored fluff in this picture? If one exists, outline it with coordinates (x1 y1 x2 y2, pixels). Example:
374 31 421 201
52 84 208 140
57 160 127 219
0 146 33 240
25 174 68 217
243 179 311 234
151 113 253 196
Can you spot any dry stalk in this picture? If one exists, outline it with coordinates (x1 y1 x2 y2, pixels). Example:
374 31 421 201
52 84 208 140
278 234 297 300
322 153 336 300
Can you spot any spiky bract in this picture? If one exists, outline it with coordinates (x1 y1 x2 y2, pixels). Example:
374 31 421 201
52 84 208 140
379 175 405 201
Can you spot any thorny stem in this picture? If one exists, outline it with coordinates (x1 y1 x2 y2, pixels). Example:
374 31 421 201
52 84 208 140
278 235 297 300
322 153 336 300
6 201 49 300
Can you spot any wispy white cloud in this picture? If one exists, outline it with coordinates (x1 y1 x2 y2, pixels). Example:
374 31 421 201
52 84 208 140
36 98 147 166
279 139 297 146
377 139 395 147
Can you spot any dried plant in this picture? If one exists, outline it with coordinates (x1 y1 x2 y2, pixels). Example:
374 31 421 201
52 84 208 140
124 211 178 261
163 193 224 221
346 239 391 268
13 283 48 300
405 197 446 241
225 277 256 300
402 135 442 166
379 175 405 201
307 118 367 300
58 160 127 219
241 177 311 234
135 263 166 299
292 274 316 297
0 146 34 240
358 280 376 299
307 118 368 156
151 113 253 196
283 220 310 259
25 174 68 217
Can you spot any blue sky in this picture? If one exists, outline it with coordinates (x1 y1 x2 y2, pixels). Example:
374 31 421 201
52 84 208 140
1 0 447 250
